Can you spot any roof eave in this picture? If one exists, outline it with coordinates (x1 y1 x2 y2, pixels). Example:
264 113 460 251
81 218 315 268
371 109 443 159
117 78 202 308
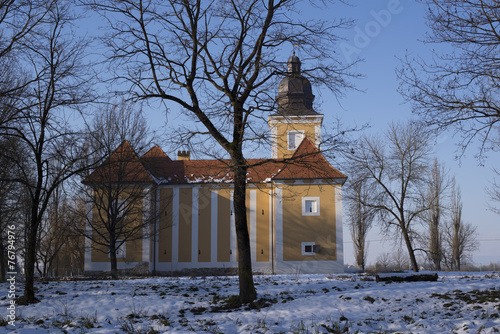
271 176 347 185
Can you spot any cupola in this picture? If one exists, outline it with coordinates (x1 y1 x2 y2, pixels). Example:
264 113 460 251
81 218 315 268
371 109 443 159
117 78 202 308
276 53 318 115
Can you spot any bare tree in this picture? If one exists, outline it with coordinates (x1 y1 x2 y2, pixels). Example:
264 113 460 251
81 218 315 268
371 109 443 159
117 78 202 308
0 137 27 282
88 0 358 303
375 252 392 273
345 179 374 271
75 100 155 279
35 185 78 277
398 0 500 160
443 178 479 270
392 246 410 272
0 1 95 303
423 158 447 270
346 122 432 272
487 169 500 215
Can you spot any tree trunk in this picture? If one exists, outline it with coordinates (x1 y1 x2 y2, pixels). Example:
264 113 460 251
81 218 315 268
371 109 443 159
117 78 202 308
233 162 257 303
452 221 460 271
401 223 419 272
109 241 118 279
430 225 441 271
23 214 40 303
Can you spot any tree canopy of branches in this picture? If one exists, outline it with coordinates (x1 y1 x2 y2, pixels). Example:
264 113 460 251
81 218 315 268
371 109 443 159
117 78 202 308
346 122 432 272
423 158 447 270
442 178 478 270
345 179 374 271
89 0 358 303
487 169 500 214
0 0 52 126
0 1 95 303
398 0 500 159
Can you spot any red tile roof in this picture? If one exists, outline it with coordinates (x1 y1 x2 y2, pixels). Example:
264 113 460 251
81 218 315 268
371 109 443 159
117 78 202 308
141 145 171 160
85 138 346 185
273 137 346 180
84 140 154 184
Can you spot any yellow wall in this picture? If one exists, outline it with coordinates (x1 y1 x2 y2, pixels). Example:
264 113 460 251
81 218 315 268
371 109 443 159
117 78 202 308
158 188 173 262
256 189 270 262
90 182 339 267
273 119 320 159
217 188 231 262
281 183 337 261
91 187 144 263
178 188 192 262
198 187 212 262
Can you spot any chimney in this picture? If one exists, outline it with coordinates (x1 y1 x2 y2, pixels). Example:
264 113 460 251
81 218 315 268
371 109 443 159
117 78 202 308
177 150 191 161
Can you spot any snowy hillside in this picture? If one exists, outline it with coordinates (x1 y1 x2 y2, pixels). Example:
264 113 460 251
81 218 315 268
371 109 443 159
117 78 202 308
2 272 500 333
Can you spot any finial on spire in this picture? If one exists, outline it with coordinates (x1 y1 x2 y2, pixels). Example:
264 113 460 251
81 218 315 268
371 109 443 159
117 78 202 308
287 51 301 74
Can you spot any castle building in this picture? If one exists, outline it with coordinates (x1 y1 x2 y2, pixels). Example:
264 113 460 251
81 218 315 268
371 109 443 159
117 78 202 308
84 55 346 275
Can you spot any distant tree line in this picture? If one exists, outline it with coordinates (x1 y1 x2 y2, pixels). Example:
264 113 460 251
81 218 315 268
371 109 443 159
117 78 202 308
346 0 500 272
344 123 478 272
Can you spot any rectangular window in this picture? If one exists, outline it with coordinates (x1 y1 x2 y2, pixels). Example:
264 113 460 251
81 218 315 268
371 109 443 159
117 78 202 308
302 242 319 256
302 197 320 216
287 130 304 150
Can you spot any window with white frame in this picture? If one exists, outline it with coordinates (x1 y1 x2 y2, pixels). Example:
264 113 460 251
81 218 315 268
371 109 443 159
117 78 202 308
302 197 320 216
287 130 304 150
109 240 126 258
302 242 319 256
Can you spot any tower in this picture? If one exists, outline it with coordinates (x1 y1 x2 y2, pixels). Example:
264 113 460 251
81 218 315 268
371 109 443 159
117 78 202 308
269 54 324 159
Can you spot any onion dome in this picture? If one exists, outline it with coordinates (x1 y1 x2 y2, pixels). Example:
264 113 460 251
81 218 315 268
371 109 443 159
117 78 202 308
275 53 317 115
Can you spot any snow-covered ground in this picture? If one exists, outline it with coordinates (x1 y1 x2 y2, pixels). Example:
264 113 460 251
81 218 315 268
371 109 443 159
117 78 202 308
2 272 500 333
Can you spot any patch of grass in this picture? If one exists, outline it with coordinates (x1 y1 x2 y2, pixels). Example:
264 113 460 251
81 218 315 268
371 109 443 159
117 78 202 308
197 318 223 334
245 297 279 311
402 314 415 324
190 306 207 315
119 319 158 334
126 302 148 319
79 312 98 329
52 317 74 328
431 288 500 310
290 316 351 334
363 296 376 304
280 291 295 303
151 314 171 327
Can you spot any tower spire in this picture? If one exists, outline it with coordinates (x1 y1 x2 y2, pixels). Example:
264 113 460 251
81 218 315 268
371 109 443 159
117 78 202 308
269 55 324 159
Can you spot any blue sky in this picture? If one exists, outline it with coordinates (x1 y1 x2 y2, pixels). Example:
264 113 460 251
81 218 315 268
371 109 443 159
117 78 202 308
312 0 500 266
